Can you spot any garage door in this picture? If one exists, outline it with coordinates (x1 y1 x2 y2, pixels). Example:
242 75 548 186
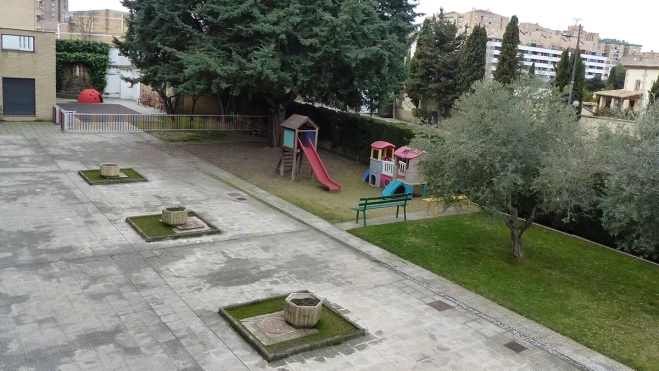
2 78 36 116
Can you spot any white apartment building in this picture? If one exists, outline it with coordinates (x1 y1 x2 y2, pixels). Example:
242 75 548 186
485 38 608 81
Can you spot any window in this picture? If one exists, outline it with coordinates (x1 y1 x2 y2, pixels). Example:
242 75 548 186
36 14 42 22
36 0 44 9
635 80 641 91
1 34 35 51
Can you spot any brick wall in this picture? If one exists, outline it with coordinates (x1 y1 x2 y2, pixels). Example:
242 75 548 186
0 28 56 121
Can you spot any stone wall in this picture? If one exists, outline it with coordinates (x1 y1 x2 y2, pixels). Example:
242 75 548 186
580 116 636 135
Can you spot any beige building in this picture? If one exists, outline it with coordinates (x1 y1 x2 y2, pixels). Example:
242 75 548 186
0 29 57 121
594 59 659 113
444 9 509 37
441 9 640 79
0 0 68 32
59 9 128 44
1 0 59 121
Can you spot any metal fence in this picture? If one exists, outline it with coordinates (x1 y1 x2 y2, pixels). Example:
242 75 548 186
53 106 267 132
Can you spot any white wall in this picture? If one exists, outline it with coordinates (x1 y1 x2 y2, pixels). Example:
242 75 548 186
104 48 140 100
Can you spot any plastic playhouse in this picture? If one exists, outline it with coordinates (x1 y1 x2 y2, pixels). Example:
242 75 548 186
363 141 428 197
277 114 341 192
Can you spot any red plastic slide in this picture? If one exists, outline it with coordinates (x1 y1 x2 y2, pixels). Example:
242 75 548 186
297 137 341 192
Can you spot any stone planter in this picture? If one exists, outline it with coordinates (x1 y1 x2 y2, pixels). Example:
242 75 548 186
284 292 323 328
100 163 120 177
162 206 188 226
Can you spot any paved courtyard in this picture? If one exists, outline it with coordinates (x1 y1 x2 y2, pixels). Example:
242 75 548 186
0 122 630 371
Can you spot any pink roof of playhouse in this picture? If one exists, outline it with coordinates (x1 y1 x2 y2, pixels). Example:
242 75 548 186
395 146 427 160
371 141 395 150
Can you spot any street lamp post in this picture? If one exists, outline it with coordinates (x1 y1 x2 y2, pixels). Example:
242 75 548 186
567 24 582 105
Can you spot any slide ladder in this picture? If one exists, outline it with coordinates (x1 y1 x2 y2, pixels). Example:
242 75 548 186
297 138 341 192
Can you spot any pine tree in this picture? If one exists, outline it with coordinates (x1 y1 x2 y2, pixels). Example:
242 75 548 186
404 18 437 108
569 50 586 114
607 63 626 89
649 79 659 105
493 15 520 85
457 24 487 94
529 62 536 75
554 49 571 91
121 0 418 147
404 8 462 121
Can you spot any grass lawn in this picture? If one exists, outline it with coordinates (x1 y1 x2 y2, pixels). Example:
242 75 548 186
225 296 361 354
349 213 659 371
80 168 145 182
128 211 197 237
147 131 227 142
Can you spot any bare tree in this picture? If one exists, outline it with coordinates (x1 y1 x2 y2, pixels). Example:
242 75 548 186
73 11 96 41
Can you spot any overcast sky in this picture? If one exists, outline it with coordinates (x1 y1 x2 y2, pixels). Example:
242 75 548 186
69 0 659 52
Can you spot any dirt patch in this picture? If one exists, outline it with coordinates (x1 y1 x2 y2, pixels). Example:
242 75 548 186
153 132 428 223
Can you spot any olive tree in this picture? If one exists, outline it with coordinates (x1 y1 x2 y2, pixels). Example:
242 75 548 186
599 104 659 259
412 78 600 259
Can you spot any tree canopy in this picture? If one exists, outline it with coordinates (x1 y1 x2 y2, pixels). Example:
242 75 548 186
457 24 487 95
115 0 204 113
599 104 659 259
493 15 520 84
607 64 626 89
528 62 536 75
404 8 462 122
568 50 586 113
117 0 418 146
649 78 659 105
412 78 598 259
585 74 606 92
554 49 571 92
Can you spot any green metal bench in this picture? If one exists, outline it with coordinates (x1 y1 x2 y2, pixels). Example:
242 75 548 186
351 193 412 226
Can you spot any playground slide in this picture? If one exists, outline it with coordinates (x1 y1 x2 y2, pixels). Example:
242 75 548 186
297 138 341 192
381 179 410 197
363 168 370 182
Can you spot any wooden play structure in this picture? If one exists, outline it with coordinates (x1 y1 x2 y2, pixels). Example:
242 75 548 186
277 115 341 192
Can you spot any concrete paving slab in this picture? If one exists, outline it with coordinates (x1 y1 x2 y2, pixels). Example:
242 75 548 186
0 122 633 371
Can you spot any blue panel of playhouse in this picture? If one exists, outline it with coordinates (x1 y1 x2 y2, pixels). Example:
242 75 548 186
303 131 316 145
382 180 408 196
283 129 295 148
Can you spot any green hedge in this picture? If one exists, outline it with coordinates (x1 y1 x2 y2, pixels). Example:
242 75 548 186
287 102 415 165
56 40 111 93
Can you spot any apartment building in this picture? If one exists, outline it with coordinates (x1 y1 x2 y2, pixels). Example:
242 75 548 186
59 9 128 44
485 39 608 81
0 0 57 121
440 9 641 79
444 9 509 38
0 0 68 31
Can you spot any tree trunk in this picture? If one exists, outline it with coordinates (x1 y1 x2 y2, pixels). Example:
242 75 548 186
267 104 285 147
190 95 199 115
504 202 538 260
510 227 524 259
264 92 296 148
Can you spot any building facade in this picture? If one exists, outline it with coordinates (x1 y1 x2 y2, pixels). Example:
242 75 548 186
440 9 641 80
0 0 68 32
0 0 59 121
0 29 57 121
485 39 608 81
58 9 128 44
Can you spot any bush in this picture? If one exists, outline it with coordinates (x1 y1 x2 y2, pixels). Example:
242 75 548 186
287 102 414 165
56 39 111 93
412 107 437 125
